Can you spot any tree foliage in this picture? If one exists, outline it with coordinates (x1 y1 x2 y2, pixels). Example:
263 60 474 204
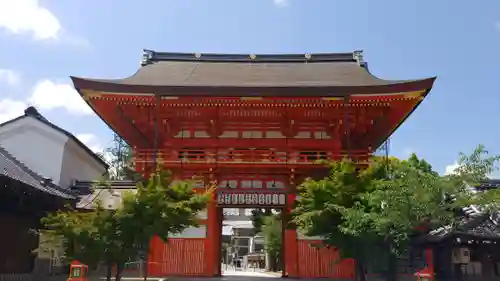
262 215 282 272
40 207 109 267
95 134 138 181
251 208 273 233
292 145 500 281
292 158 383 280
250 208 283 271
42 171 212 281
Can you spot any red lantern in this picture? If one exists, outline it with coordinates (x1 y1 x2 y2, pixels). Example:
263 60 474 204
67 260 88 281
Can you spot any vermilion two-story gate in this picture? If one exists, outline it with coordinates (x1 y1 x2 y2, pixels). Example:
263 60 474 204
71 50 435 278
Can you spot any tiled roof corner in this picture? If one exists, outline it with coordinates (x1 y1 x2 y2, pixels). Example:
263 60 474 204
0 145 76 199
426 181 500 241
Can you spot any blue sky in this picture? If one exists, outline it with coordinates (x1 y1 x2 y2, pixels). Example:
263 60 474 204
0 0 499 175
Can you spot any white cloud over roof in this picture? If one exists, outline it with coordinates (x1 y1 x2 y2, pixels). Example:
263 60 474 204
0 99 26 123
0 0 61 40
29 80 92 116
0 69 21 86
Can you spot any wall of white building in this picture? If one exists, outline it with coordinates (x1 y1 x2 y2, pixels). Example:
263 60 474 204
0 117 66 184
0 116 107 189
59 138 107 189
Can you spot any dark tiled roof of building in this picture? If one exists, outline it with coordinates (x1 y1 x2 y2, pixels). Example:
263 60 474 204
461 215 500 238
72 180 138 210
71 50 436 96
0 107 108 169
424 180 500 241
0 146 76 199
476 179 500 190
72 180 137 194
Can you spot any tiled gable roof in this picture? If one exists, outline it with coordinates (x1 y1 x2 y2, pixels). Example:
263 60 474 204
425 180 500 241
463 215 500 238
72 180 137 210
0 146 76 199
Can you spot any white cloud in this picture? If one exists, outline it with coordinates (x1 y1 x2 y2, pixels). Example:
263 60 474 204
0 77 92 125
76 133 115 167
444 162 460 175
0 0 89 47
273 0 289 7
0 69 21 86
76 133 102 153
0 0 62 40
29 80 92 115
0 98 26 123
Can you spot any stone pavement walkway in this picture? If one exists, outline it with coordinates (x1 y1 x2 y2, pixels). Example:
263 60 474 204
95 277 167 281
222 270 279 278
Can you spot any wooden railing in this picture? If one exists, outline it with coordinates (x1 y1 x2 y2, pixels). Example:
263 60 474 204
133 148 369 166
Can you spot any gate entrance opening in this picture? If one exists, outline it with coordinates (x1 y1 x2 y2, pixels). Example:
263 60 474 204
211 188 293 277
147 187 356 278
221 207 284 277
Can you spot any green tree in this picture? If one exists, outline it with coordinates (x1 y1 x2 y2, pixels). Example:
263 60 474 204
119 170 212 280
445 145 500 214
42 171 212 281
292 158 382 281
41 204 119 280
250 208 283 271
292 145 500 281
404 153 438 176
251 208 273 233
96 133 138 180
363 146 499 281
262 215 282 272
356 158 452 281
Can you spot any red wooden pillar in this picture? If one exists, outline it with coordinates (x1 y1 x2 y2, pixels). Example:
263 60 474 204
204 194 217 276
214 207 223 276
284 193 298 277
425 248 434 274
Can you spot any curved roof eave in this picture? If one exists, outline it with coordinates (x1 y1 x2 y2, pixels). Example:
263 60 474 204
71 76 436 97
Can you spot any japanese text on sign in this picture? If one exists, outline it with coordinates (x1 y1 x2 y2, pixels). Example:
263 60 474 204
216 192 286 206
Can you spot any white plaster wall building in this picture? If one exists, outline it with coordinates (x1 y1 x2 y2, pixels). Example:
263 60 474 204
0 106 108 275
0 107 108 189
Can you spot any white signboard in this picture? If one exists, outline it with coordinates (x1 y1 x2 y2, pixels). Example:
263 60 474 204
216 192 286 206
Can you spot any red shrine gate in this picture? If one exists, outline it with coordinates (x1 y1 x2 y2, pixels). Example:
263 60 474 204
71 51 435 278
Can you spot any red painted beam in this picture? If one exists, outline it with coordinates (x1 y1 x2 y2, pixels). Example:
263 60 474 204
359 100 418 149
160 138 342 149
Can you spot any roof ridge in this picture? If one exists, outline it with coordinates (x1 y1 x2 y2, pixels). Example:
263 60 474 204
0 106 108 169
0 106 109 170
24 106 49 122
141 50 361 66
